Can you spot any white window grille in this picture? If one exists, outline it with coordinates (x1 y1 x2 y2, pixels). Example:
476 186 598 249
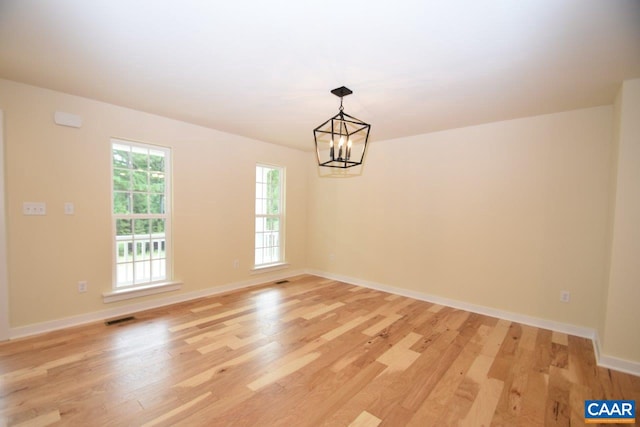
112 139 171 288
255 164 284 267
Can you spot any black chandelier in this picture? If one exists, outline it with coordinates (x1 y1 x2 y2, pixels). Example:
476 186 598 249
314 86 371 169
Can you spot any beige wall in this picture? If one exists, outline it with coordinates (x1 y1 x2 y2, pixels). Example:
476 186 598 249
0 79 308 327
603 79 640 362
308 106 613 330
3 76 638 366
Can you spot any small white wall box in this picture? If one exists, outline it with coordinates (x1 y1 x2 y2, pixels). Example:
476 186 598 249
54 112 82 128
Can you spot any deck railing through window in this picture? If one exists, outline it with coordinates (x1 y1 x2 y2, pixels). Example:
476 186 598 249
115 232 166 287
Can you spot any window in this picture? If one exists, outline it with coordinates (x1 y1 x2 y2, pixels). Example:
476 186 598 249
112 139 171 288
255 164 284 267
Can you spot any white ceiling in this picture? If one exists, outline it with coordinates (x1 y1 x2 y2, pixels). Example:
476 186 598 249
1 0 639 151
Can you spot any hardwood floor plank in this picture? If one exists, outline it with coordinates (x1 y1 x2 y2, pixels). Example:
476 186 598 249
348 410 382 427
197 332 265 354
490 325 538 426
141 391 211 427
169 304 255 332
183 322 243 345
302 302 346 320
1 274 638 426
321 315 368 341
175 341 280 388
462 377 504 426
545 367 571 426
551 331 569 346
399 329 460 411
12 410 61 427
247 351 321 391
405 323 490 426
274 362 387 427
376 332 422 373
519 371 549 425
362 314 403 337
190 302 223 313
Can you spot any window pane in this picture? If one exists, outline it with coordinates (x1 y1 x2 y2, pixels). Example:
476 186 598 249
149 151 165 172
132 171 149 192
134 240 151 260
134 219 150 235
151 259 165 280
113 169 131 191
256 198 266 215
116 263 133 287
150 173 165 193
134 261 151 284
133 193 149 214
114 192 130 214
256 217 264 232
267 169 279 190
264 246 277 264
266 217 279 231
149 194 164 214
267 198 279 215
113 148 130 168
152 218 165 234
131 149 148 170
152 239 165 259
116 239 133 262
116 219 132 236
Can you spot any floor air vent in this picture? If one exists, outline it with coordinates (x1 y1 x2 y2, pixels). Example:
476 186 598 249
105 316 135 326
274 280 289 284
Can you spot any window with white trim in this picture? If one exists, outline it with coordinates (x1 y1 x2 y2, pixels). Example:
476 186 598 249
112 139 171 288
255 164 284 267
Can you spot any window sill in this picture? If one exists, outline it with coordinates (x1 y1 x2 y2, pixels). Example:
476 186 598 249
250 262 290 275
103 281 182 304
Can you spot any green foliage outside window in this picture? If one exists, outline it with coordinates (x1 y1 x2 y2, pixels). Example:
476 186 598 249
266 169 280 230
112 146 165 216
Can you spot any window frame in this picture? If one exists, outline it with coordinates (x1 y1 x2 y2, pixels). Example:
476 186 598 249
110 138 172 290
254 163 285 268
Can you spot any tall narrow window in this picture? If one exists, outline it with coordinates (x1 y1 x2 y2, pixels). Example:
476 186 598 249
112 139 171 288
255 164 284 267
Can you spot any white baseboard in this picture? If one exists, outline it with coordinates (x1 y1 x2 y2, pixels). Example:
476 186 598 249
307 269 640 377
9 269 305 340
8 268 640 377
598 355 640 377
308 270 596 338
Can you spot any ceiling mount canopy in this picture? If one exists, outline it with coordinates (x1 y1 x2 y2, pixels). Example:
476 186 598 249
314 86 371 169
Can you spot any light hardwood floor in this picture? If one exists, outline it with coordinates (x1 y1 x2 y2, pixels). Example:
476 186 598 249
1 275 638 426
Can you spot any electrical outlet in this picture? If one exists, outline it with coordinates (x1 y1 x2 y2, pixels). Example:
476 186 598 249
233 259 239 269
23 202 47 215
329 253 335 262
78 281 88 293
560 291 570 303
